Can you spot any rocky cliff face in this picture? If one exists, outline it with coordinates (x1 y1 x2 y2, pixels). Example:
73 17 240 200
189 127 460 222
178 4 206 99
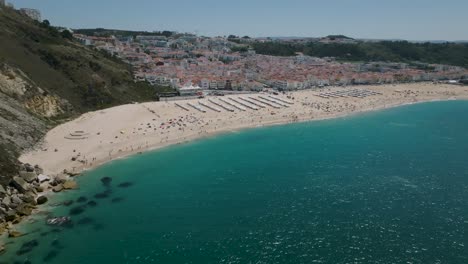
0 7 158 231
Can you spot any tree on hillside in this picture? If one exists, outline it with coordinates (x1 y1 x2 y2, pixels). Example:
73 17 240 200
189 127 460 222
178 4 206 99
61 29 73 40
41 19 50 28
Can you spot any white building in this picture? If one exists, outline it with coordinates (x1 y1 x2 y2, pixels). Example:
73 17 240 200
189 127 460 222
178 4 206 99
20 8 42 21
200 79 210 89
178 85 203 96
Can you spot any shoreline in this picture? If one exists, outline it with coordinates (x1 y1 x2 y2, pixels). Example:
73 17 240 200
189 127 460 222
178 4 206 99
2 83 468 242
20 83 468 177
87 97 457 173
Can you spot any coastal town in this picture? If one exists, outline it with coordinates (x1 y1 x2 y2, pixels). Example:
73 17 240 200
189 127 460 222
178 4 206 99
71 32 468 96
3 1 467 98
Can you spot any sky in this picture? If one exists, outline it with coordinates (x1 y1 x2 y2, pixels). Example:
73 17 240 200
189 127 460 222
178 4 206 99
8 0 468 41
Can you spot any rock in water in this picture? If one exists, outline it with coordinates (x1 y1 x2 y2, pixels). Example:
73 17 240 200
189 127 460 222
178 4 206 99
16 239 39 255
43 250 59 262
69 206 85 215
62 200 74 206
76 196 88 203
100 177 112 186
37 196 48 205
111 197 124 203
94 189 112 199
8 230 23 238
117 182 134 188
87 200 97 207
63 180 78 190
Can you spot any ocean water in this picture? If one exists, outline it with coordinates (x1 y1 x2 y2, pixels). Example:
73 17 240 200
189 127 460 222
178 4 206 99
3 101 468 264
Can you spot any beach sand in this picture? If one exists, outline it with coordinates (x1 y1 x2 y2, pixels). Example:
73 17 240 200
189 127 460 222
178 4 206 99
20 83 468 176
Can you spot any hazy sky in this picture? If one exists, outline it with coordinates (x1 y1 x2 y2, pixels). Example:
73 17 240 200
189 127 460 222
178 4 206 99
9 0 468 41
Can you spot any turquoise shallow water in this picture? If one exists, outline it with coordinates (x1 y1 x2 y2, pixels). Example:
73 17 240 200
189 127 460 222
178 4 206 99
3 101 468 264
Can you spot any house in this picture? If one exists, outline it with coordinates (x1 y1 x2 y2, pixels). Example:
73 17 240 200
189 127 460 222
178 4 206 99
200 79 210 89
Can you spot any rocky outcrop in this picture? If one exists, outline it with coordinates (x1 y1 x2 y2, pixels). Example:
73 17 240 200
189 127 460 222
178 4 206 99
24 95 66 118
0 163 51 235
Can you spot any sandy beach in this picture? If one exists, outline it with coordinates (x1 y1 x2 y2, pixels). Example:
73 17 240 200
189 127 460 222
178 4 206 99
20 83 468 177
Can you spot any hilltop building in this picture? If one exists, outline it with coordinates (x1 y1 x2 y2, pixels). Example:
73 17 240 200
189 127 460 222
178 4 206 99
20 8 41 21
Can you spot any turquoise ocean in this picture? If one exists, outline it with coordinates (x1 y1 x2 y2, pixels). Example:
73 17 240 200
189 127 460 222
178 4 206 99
3 101 468 263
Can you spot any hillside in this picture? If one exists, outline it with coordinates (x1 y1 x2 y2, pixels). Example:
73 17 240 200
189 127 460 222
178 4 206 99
250 40 468 68
0 7 159 185
74 28 174 38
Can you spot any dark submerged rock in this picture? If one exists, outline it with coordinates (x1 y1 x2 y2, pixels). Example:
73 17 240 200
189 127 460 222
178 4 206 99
94 189 112 199
62 200 74 206
43 250 59 262
111 197 124 203
87 200 97 207
51 239 65 250
117 182 134 188
16 239 39 256
76 196 88 203
69 206 85 215
100 177 112 187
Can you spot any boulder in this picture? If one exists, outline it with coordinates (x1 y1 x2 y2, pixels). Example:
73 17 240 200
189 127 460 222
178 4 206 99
11 176 30 193
16 204 33 216
54 174 68 184
39 182 51 191
19 171 37 183
0 185 6 195
63 180 78 190
1 196 11 208
24 164 35 172
21 192 36 204
37 196 48 205
5 210 16 222
0 243 5 255
35 185 44 193
8 230 23 238
37 174 51 183
34 165 44 175
0 222 6 234
52 184 63 193
11 194 22 205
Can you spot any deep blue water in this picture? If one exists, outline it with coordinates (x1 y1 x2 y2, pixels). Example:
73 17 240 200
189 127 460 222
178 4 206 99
3 101 468 264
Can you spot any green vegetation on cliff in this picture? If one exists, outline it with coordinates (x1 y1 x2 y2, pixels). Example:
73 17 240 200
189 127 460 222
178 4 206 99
0 7 160 183
251 41 468 68
74 28 174 38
